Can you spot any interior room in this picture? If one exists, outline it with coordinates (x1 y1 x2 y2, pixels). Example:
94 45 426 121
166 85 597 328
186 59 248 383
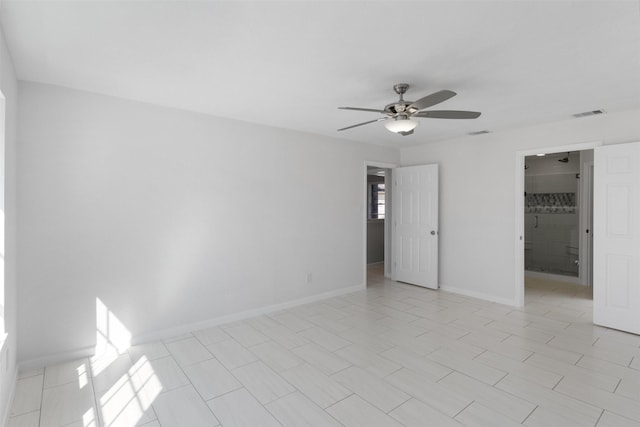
366 166 388 281
1 1 640 426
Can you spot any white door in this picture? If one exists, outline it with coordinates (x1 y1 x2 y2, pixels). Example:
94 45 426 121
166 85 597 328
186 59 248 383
393 164 439 289
594 142 640 334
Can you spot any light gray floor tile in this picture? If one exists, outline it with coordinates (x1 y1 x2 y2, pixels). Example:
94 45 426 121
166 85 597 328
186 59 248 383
7 411 40 427
10 375 43 416
548 335 636 366
495 374 602 426
231 361 295 404
555 377 640 422
299 326 351 351
337 328 394 354
91 351 134 396
427 348 507 385
597 411 640 427
40 380 97 427
249 341 303 372
454 402 523 427
523 406 588 427
271 312 314 332
207 388 280 427
326 394 403 427
335 344 401 378
260 325 310 349
438 371 535 423
385 368 472 417
128 341 170 362
266 392 342 427
617 376 640 401
165 337 212 367
17 368 44 380
97 367 158 427
244 315 281 332
474 350 562 389
222 323 270 347
144 355 190 393
182 358 241 400
43 358 90 389
206 339 257 370
292 343 351 375
526 352 619 392
331 366 410 412
502 334 582 365
162 332 193 343
280 363 351 409
389 398 465 427
192 326 230 346
152 385 219 427
380 347 452 381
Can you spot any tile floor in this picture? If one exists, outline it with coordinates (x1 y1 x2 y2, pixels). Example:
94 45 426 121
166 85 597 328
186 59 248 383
8 265 640 427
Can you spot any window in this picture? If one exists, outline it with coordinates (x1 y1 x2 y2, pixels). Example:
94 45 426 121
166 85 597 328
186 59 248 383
368 183 385 220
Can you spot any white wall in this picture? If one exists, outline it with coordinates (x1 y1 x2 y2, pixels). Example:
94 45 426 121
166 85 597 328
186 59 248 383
401 109 640 305
0 15 18 424
17 82 399 364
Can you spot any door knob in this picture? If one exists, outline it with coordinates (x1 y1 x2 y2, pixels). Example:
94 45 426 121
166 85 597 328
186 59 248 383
430 230 436 235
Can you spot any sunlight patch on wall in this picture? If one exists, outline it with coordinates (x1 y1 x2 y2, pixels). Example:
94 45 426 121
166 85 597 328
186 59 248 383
93 298 132 376
92 298 162 426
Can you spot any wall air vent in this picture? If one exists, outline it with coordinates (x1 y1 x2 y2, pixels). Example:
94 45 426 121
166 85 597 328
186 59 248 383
468 130 490 136
573 109 606 118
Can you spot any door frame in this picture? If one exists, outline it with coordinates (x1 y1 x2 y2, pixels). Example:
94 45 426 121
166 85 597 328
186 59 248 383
514 140 602 307
579 160 594 287
363 161 397 286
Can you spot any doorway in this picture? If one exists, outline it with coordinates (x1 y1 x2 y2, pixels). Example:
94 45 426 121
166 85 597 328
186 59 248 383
363 162 395 287
515 141 602 307
523 150 594 307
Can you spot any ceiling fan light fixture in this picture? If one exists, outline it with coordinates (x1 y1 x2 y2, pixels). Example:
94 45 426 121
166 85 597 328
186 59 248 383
384 116 418 134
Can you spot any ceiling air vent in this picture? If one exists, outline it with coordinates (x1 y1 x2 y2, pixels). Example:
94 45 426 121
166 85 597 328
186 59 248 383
573 109 606 118
468 130 490 136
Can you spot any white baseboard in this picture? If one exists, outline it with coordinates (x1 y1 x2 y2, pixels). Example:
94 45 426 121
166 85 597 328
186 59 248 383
17 284 365 372
18 345 95 373
524 270 583 285
440 284 519 307
134 284 364 345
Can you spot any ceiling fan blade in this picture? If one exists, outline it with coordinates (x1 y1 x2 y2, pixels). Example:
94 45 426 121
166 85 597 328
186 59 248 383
337 117 386 131
413 110 481 119
409 90 457 111
339 107 386 113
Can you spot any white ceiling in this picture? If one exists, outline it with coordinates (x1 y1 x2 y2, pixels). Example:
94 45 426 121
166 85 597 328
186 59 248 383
2 1 639 147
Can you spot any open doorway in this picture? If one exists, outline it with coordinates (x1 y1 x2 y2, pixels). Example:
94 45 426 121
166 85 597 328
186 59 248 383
366 166 388 287
364 162 394 287
515 141 601 307
522 149 594 306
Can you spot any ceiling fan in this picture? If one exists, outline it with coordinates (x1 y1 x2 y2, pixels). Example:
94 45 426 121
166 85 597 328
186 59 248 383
338 83 481 136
